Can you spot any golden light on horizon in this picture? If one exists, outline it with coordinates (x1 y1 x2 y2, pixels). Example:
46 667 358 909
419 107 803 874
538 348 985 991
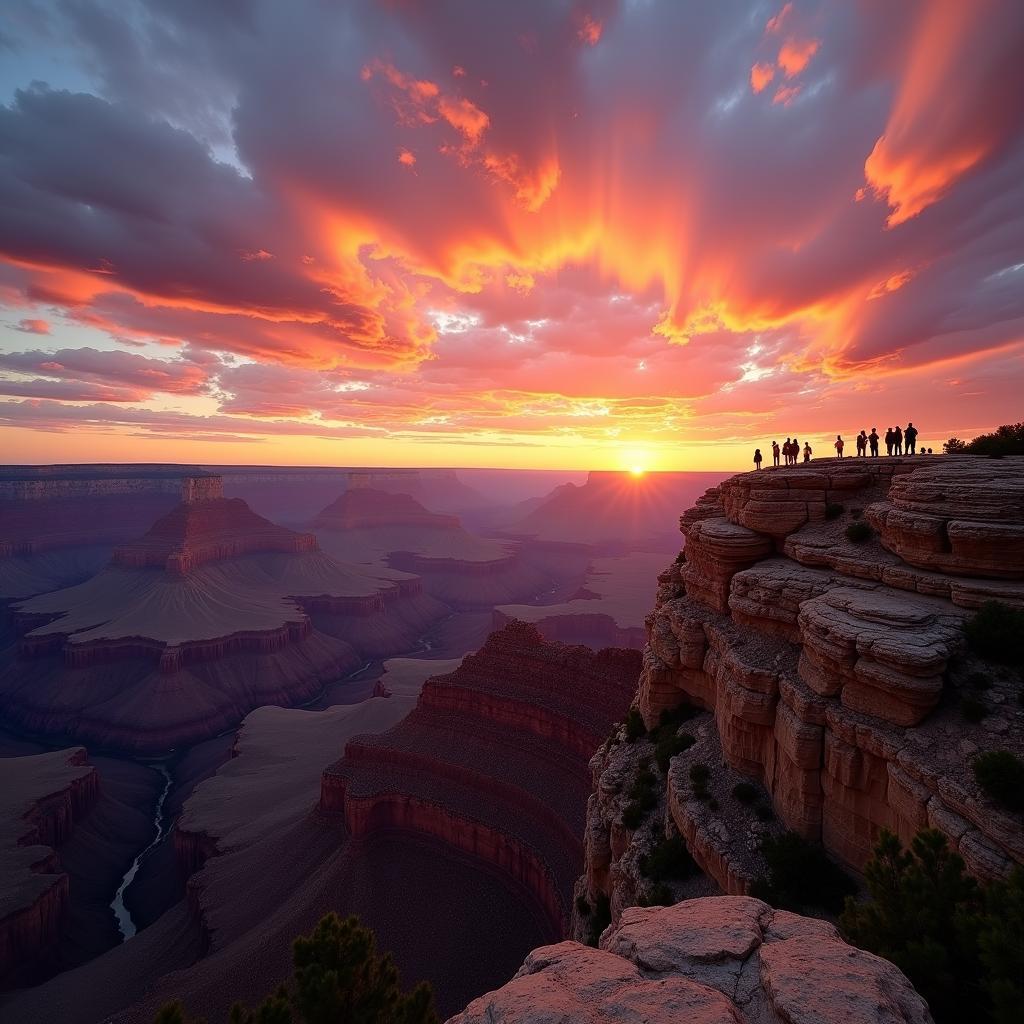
630 465 646 477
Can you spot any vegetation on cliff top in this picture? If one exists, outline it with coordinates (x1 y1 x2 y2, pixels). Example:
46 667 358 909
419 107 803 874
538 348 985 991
964 601 1024 665
973 750 1024 812
154 913 438 1024
944 422 1024 457
750 831 856 914
841 828 1024 1024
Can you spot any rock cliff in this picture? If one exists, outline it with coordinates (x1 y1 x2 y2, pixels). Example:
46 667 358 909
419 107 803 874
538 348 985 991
578 457 1024 928
0 747 98 984
449 896 932 1024
321 621 640 934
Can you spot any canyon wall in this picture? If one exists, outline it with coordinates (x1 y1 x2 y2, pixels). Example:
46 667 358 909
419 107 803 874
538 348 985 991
0 748 99 984
321 621 640 933
577 457 1024 927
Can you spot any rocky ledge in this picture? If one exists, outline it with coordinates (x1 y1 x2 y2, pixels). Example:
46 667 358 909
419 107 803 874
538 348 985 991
451 895 931 1024
580 457 1024 927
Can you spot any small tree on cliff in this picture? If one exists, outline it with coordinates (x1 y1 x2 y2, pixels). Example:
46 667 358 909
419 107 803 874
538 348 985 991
841 828 1024 1024
154 913 438 1024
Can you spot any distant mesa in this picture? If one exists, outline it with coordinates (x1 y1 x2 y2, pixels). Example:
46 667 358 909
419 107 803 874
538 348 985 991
312 488 550 609
1 482 446 752
321 620 641 935
497 470 731 553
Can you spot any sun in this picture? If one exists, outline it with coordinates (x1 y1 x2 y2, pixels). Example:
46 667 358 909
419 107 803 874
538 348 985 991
630 465 646 477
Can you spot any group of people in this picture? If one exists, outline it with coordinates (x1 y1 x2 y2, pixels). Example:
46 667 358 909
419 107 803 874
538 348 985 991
753 422 928 469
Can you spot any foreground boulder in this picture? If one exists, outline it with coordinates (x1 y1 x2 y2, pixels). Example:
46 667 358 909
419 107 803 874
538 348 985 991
450 895 932 1024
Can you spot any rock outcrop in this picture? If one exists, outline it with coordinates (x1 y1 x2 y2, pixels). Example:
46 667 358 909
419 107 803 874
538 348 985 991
450 896 932 1024
321 621 640 933
0 748 98 984
581 458 1024 924
1 496 446 752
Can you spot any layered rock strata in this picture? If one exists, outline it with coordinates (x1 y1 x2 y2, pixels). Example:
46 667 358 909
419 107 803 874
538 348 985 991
1 748 98 983
321 621 640 933
451 896 932 1024
581 458 1024 924
1 497 445 752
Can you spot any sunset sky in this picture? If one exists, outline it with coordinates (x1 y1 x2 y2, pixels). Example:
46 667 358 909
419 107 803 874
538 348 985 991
1 0 1022 471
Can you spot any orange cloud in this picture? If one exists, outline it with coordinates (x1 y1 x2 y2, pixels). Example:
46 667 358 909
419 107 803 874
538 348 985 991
437 95 490 144
765 3 793 35
578 14 603 46
750 62 775 93
777 37 819 77
398 148 416 167
772 84 801 106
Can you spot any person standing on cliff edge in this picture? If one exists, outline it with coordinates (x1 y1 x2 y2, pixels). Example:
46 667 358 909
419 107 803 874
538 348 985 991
905 421 918 455
772 440 780 467
869 427 880 456
754 448 763 470
834 434 845 458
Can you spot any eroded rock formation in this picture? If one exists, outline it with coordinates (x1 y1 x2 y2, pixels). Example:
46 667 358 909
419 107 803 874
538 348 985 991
450 896 932 1024
579 458 1024 925
1 494 446 752
0 748 98 984
321 621 640 933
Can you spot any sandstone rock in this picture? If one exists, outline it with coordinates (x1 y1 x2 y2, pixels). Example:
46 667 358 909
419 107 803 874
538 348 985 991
449 897 933 1024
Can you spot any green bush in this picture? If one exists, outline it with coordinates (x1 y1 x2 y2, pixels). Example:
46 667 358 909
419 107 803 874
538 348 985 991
840 828 1024 1024
640 834 697 882
973 751 1024 812
825 502 844 520
946 421 1024 457
753 831 855 914
624 706 647 742
154 912 438 1024
732 781 759 804
965 602 1024 665
654 730 695 773
960 696 988 722
845 520 872 543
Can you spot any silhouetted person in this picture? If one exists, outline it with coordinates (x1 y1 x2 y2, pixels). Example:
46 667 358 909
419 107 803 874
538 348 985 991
927 447 933 454
885 427 894 456
772 440 780 467
834 434 844 458
894 425 903 455
754 448 763 470
905 421 918 455
784 437 793 466
869 427 879 456
803 441 812 463
856 430 867 456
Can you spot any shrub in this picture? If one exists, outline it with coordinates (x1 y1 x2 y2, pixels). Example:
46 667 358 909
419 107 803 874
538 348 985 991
825 502 844 520
655 730 695 773
624 707 647 742
640 834 697 882
840 829 1024 1024
707 797 720 810
732 781 759 804
622 802 644 830
754 831 856 915
960 696 988 722
845 520 872 543
689 763 710 784
754 803 774 822
965 602 1024 665
154 912 439 1024
973 751 1024 812
575 895 591 917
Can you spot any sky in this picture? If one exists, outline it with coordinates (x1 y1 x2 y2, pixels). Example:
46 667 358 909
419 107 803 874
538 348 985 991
0 0 1022 472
